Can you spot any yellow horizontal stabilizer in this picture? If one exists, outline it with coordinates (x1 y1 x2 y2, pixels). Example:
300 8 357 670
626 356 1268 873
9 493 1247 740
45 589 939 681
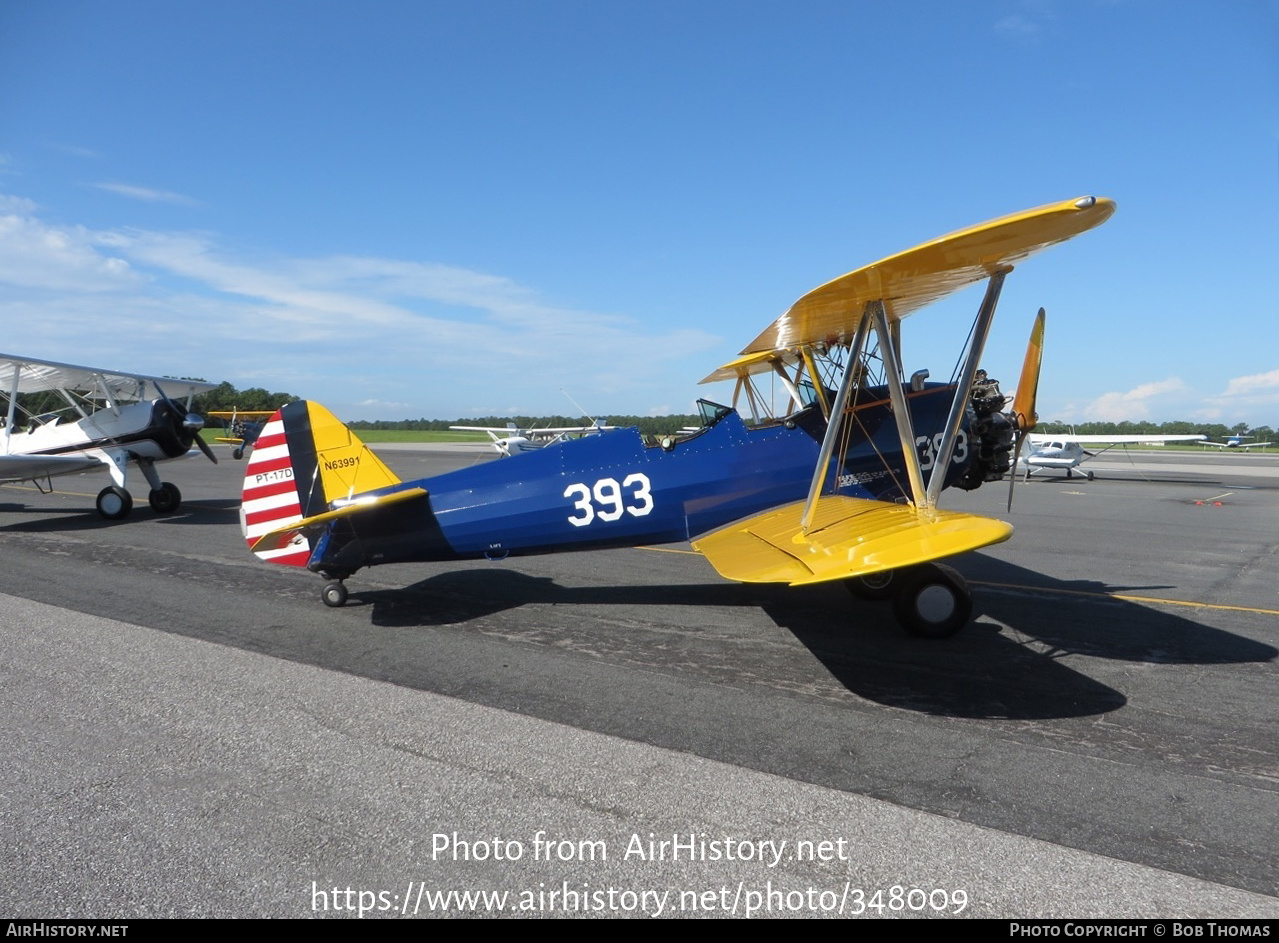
249 487 428 555
741 196 1114 355
692 496 1013 586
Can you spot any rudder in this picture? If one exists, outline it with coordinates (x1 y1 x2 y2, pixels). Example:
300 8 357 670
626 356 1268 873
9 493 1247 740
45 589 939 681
240 401 402 566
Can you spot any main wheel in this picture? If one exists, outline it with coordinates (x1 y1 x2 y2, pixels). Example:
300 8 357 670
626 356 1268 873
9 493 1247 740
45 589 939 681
96 486 133 520
232 447 244 460
845 569 898 601
891 563 973 639
148 482 182 514
321 581 348 608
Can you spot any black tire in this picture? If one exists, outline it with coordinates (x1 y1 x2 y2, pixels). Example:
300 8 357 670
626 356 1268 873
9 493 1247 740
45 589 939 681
232 447 244 460
845 569 898 601
322 581 348 608
148 482 182 514
891 563 973 639
96 486 133 520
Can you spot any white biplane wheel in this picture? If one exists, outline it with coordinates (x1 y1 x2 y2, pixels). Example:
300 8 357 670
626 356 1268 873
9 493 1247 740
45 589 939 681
891 563 972 639
96 486 133 521
322 581 348 608
845 569 898 601
148 482 182 514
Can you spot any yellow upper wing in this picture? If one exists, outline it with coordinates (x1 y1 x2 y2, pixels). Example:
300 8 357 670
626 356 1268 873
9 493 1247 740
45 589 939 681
738 196 1114 356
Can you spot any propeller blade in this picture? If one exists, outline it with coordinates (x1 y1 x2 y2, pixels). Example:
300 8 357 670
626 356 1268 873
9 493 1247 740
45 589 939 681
194 430 218 464
152 380 217 464
1007 428 1027 512
1011 308 1045 433
1006 309 1046 512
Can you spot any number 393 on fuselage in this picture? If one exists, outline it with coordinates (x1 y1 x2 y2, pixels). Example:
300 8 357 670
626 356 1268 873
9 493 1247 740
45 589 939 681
241 196 1116 638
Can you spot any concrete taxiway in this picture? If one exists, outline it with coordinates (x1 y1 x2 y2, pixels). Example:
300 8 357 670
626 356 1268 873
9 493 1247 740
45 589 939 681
1 445 1276 917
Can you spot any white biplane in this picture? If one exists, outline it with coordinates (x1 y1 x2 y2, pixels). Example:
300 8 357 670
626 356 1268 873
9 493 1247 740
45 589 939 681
0 353 219 519
450 420 616 457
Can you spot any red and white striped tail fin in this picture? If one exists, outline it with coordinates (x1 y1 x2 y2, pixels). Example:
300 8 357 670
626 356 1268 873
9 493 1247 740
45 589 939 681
240 409 311 567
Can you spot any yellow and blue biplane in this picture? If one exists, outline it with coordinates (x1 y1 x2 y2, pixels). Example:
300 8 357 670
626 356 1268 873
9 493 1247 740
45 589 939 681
209 409 275 460
240 196 1115 637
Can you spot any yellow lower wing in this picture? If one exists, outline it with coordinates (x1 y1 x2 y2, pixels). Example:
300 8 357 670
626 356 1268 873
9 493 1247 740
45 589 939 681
692 496 1012 586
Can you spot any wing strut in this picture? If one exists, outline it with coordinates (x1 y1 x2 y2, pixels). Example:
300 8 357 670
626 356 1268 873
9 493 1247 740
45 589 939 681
5 362 19 434
923 268 1009 507
873 302 929 508
799 347 831 419
800 305 873 533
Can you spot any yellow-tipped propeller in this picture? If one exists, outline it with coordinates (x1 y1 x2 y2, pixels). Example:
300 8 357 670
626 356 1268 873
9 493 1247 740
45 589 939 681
1007 308 1045 510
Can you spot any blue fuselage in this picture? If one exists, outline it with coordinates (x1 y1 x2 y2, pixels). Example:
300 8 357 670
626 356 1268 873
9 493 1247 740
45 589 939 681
310 384 973 576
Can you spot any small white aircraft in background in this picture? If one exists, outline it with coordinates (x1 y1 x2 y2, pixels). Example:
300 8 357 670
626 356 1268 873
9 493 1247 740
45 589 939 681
1 353 218 519
1200 434 1273 450
1018 433 1207 480
450 420 615 457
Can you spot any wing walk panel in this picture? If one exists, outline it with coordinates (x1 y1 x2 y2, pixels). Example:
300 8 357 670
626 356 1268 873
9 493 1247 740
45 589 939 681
692 496 1013 586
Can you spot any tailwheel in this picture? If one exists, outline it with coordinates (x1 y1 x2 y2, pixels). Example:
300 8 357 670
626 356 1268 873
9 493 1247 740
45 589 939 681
845 569 899 601
891 563 973 639
321 581 349 608
96 486 133 520
148 482 182 514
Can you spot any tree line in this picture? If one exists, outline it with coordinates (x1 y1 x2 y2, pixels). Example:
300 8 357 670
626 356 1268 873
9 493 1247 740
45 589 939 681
15 379 1270 443
345 414 706 437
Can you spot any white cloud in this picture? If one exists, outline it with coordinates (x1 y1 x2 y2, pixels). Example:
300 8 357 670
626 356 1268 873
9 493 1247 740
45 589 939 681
1085 378 1189 421
0 194 722 417
0 194 38 214
1220 368 1279 397
1201 368 1279 417
0 205 141 292
994 0 1057 39
994 15 1038 37
92 182 199 206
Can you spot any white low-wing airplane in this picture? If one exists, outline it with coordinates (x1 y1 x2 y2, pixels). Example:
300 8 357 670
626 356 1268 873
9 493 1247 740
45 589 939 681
1201 434 1273 450
1 353 219 519
450 420 615 457
1019 433 1207 480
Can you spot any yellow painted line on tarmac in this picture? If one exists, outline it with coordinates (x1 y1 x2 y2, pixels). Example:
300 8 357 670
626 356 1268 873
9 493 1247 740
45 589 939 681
972 581 1279 617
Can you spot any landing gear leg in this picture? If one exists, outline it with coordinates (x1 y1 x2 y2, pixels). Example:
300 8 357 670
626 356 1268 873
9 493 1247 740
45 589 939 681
321 581 349 608
890 563 973 639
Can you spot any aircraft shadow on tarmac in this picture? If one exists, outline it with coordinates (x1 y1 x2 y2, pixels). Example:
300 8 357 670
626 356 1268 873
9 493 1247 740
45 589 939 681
0 498 240 532
350 555 1274 722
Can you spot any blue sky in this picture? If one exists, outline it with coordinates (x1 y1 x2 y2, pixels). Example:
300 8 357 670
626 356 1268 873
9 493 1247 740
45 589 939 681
2 0 1276 424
